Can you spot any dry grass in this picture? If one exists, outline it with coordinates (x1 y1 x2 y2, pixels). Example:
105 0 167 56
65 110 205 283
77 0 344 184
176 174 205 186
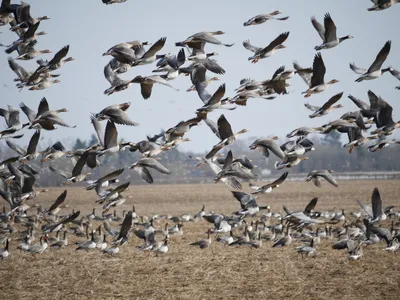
1 180 400 300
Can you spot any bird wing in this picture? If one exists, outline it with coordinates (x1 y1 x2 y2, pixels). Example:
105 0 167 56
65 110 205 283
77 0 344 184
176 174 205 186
207 83 226 106
242 40 261 53
222 150 233 170
202 59 225 75
371 187 382 221
310 53 326 88
26 130 40 155
104 109 138 126
261 32 289 54
48 190 67 212
203 118 221 139
195 81 212 104
323 13 337 42
217 114 234 140
8 57 29 80
117 212 133 241
255 139 286 160
348 95 370 110
141 37 166 59
48 45 69 66
90 115 104 147
262 172 289 189
19 102 36 123
320 92 343 110
135 166 153 184
272 66 285 80
106 182 130 200
98 168 124 184
319 171 338 187
349 63 367 75
311 16 326 42
6 140 25 155
104 120 118 149
304 197 318 214
104 63 119 86
143 158 171 174
368 40 391 73
71 151 88 177
37 97 50 116
293 61 312 87
304 102 320 112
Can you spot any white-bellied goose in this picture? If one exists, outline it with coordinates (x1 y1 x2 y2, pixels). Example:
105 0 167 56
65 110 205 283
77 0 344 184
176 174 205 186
350 41 391 82
244 11 289 26
302 52 339 97
244 32 289 63
311 13 353 50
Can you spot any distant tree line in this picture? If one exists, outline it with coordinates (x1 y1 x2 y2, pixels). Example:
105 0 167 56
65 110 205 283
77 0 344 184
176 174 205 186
1 131 399 187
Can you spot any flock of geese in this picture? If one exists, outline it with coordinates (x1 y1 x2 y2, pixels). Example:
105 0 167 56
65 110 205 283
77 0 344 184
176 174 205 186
0 1 400 261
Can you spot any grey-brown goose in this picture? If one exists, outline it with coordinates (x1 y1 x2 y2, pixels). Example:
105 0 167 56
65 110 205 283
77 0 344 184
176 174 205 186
103 63 136 95
244 32 289 63
132 37 167 66
249 172 289 194
94 102 138 126
178 31 234 47
205 114 248 159
302 52 339 98
243 11 289 26
35 45 74 72
190 229 212 249
130 158 171 184
305 170 338 187
11 2 50 30
311 13 353 50
214 151 257 186
6 129 40 162
308 92 344 118
350 41 391 82
131 75 179 99
368 0 400 11
343 127 378 153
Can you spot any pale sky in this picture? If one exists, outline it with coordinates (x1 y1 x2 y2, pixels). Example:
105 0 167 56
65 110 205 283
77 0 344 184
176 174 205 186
0 0 399 152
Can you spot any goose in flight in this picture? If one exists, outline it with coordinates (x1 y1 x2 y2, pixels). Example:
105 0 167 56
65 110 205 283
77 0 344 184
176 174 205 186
243 32 289 63
305 170 338 187
302 52 339 98
311 13 353 50
130 158 171 184
350 40 391 82
243 11 289 26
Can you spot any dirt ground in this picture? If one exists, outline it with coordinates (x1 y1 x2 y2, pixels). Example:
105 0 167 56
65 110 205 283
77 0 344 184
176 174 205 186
1 180 399 300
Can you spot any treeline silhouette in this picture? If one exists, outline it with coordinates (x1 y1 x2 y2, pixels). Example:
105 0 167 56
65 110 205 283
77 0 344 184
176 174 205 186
1 131 399 187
